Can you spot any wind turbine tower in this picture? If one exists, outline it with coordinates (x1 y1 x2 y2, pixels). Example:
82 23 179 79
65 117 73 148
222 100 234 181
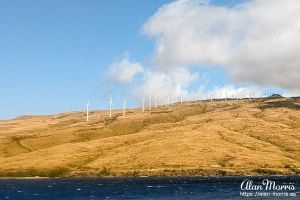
149 96 152 110
154 96 158 109
86 101 90 122
109 95 113 118
123 99 126 116
165 92 168 107
180 96 183 104
142 98 145 112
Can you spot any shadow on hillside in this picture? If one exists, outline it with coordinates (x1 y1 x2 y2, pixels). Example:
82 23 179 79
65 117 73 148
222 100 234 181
259 100 300 110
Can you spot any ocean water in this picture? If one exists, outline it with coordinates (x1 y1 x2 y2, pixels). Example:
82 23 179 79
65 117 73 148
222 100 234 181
0 176 298 200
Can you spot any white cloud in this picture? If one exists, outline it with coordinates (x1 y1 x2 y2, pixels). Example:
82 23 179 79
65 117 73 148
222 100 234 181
104 56 144 84
103 0 300 103
136 67 198 102
135 66 264 104
143 0 300 90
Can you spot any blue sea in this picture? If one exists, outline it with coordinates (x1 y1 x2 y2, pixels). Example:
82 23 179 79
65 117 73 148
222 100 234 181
0 176 298 199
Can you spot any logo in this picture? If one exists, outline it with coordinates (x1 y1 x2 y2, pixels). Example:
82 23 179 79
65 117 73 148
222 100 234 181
240 179 296 198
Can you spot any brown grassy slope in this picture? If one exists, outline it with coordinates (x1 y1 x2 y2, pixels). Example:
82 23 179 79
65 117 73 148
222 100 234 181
0 98 299 177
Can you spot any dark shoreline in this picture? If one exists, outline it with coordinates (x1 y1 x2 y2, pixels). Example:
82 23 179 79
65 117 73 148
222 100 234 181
0 165 299 179
0 174 299 180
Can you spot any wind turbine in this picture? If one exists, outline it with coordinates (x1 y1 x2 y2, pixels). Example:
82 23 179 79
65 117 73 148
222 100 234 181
149 96 152 110
170 94 174 106
249 91 254 99
86 101 90 122
142 98 145 112
165 92 168 107
123 99 127 116
109 95 113 118
154 96 158 109
236 89 239 100
180 96 183 104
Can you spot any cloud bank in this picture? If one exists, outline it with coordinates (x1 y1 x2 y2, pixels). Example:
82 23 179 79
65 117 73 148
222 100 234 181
105 0 300 102
144 0 300 90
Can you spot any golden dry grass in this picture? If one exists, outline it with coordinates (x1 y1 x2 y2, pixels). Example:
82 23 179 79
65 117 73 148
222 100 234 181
0 97 299 177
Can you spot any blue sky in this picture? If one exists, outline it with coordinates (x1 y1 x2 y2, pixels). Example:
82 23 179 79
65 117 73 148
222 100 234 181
0 0 294 119
0 0 171 119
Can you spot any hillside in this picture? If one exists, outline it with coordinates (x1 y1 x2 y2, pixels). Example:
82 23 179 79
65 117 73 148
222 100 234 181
0 98 299 177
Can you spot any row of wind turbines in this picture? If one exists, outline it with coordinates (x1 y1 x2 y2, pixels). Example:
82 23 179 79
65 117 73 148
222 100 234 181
85 90 282 121
85 94 167 122
85 92 182 122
